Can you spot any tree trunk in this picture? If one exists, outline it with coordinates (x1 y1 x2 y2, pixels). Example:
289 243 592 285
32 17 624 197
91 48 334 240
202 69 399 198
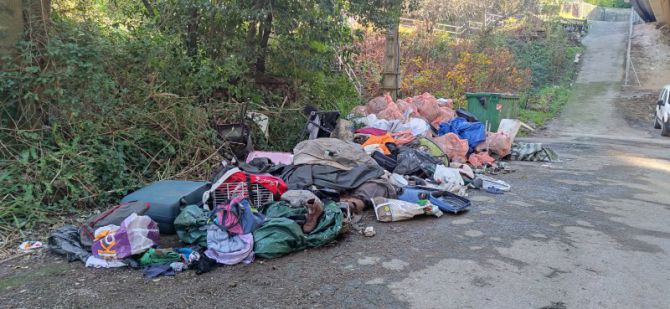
185 6 198 57
0 0 24 56
141 0 154 17
255 12 272 76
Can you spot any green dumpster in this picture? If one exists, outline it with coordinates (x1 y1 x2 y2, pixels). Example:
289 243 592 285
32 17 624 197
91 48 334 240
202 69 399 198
465 92 520 132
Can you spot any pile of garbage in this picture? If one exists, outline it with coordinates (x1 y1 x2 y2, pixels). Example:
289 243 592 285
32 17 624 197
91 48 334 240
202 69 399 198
47 93 557 278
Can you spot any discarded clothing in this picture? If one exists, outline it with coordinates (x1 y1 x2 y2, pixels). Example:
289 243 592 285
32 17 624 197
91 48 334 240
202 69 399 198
347 179 397 206
192 253 218 275
293 138 379 170
279 164 384 192
372 197 443 222
170 262 186 272
281 190 320 208
143 264 175 279
91 213 160 260
438 117 486 154
354 127 388 136
204 225 254 265
139 248 182 267
254 201 343 259
176 248 200 264
361 133 397 155
212 197 265 235
48 225 91 263
174 204 209 247
511 143 559 162
85 256 126 268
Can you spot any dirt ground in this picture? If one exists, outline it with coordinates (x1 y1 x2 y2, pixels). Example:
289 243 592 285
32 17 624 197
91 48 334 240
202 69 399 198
2 19 670 309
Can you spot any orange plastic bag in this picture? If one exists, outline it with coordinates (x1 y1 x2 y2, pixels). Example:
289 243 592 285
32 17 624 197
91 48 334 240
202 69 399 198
392 130 414 145
430 107 457 128
366 96 388 114
468 152 496 168
486 132 512 158
431 133 468 163
412 93 440 122
377 102 403 120
396 99 418 118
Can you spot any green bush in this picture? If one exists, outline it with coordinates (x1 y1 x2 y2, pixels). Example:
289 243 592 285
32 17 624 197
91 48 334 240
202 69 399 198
584 0 631 8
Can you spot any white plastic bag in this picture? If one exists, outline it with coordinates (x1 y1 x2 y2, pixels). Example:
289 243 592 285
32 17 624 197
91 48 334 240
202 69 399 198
372 197 442 222
433 165 466 196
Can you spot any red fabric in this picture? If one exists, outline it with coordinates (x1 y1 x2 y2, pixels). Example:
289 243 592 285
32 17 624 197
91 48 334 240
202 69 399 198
355 127 388 136
224 171 287 198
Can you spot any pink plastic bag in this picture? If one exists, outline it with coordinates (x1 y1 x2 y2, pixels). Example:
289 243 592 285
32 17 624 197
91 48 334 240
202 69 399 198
468 152 496 168
351 105 368 116
377 102 403 120
430 107 457 128
366 95 391 114
486 132 512 158
432 133 468 163
412 93 440 122
92 214 159 260
396 99 418 118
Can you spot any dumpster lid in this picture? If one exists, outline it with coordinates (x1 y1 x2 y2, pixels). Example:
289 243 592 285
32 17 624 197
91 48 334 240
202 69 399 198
465 92 519 99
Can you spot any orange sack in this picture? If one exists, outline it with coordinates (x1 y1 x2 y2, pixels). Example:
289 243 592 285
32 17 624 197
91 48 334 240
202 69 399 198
362 133 398 155
431 133 468 163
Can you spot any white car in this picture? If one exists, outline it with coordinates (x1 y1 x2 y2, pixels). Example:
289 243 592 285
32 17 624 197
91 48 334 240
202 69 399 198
654 85 670 136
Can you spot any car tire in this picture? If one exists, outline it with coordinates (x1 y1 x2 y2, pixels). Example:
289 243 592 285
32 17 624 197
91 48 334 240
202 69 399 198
662 120 670 137
654 116 662 129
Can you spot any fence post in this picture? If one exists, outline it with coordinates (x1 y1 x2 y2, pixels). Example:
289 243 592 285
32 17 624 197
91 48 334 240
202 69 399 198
624 7 634 86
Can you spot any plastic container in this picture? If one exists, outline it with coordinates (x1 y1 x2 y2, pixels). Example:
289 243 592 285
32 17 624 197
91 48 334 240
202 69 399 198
465 92 520 131
121 180 210 234
397 186 471 214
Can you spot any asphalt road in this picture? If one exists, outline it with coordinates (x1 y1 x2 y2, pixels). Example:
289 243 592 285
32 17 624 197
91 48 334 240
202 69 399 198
2 21 670 309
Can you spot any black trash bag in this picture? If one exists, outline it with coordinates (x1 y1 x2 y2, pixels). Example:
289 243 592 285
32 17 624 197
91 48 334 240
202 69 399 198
394 148 441 176
372 151 397 172
48 225 91 263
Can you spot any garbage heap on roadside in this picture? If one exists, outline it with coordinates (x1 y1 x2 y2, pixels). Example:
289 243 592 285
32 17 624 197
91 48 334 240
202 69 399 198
47 92 558 278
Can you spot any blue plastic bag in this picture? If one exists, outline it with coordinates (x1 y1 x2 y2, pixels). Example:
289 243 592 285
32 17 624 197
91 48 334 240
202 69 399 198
438 117 486 154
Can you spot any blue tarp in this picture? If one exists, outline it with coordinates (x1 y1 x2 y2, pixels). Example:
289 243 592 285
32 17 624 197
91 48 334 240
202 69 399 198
438 117 486 154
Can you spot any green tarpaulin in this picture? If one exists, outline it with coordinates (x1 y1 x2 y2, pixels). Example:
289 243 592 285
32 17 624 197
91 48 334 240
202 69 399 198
253 201 343 259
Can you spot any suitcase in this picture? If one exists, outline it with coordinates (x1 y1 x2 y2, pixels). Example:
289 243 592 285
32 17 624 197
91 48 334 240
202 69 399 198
121 180 210 234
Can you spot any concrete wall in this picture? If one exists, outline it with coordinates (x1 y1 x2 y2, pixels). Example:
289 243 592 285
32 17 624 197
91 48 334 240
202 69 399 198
0 0 24 55
562 1 631 21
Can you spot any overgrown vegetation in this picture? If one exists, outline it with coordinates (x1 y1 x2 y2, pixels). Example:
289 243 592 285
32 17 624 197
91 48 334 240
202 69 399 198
1 0 580 237
584 0 631 8
352 16 581 124
1 0 402 232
